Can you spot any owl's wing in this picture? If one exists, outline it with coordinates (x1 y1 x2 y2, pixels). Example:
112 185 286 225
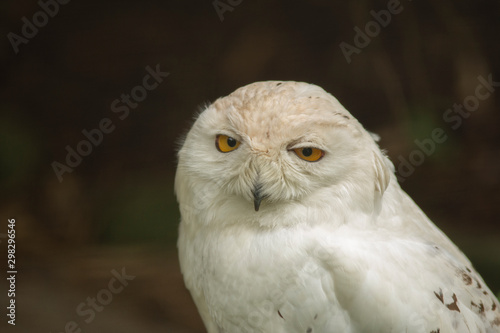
190 291 221 333
318 232 500 333
178 219 222 333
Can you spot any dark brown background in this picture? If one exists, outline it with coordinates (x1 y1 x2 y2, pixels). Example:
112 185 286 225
1 0 499 332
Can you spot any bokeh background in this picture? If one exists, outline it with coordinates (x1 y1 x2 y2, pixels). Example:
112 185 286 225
1 0 499 332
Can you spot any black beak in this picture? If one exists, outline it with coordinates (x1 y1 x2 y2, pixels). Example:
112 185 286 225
253 185 263 212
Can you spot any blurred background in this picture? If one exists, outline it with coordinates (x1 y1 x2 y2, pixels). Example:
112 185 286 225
1 0 499 332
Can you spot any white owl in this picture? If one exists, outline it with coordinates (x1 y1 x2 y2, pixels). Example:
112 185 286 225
175 81 500 333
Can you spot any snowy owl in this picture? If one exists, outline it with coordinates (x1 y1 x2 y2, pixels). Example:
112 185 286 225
175 81 500 333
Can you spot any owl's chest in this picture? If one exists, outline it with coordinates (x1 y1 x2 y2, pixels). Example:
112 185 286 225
188 226 347 332
181 223 470 333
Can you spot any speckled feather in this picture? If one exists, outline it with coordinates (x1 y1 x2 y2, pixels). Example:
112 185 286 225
176 81 500 333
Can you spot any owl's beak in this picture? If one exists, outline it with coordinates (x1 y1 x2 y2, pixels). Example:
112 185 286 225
252 185 263 212
254 196 262 212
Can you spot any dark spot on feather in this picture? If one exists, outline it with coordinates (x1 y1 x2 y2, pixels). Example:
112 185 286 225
430 329 440 333
492 300 497 311
475 279 482 289
461 272 473 285
278 310 283 319
434 289 444 304
308 96 312 99
276 82 282 86
333 112 350 120
314 314 318 320
471 301 485 314
493 316 500 326
446 293 460 312
306 328 312 333
466 267 472 273
483 291 488 295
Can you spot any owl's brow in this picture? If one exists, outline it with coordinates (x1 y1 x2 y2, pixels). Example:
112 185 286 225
285 134 326 148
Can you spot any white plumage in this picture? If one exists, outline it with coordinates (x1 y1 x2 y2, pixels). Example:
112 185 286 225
175 81 500 333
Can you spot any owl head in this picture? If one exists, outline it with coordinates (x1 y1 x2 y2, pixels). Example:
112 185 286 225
175 81 394 228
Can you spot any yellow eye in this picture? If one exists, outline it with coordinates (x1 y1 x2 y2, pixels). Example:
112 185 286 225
293 147 325 162
216 134 241 153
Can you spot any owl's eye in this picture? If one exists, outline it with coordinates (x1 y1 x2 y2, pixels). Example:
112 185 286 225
216 134 241 153
293 147 325 162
